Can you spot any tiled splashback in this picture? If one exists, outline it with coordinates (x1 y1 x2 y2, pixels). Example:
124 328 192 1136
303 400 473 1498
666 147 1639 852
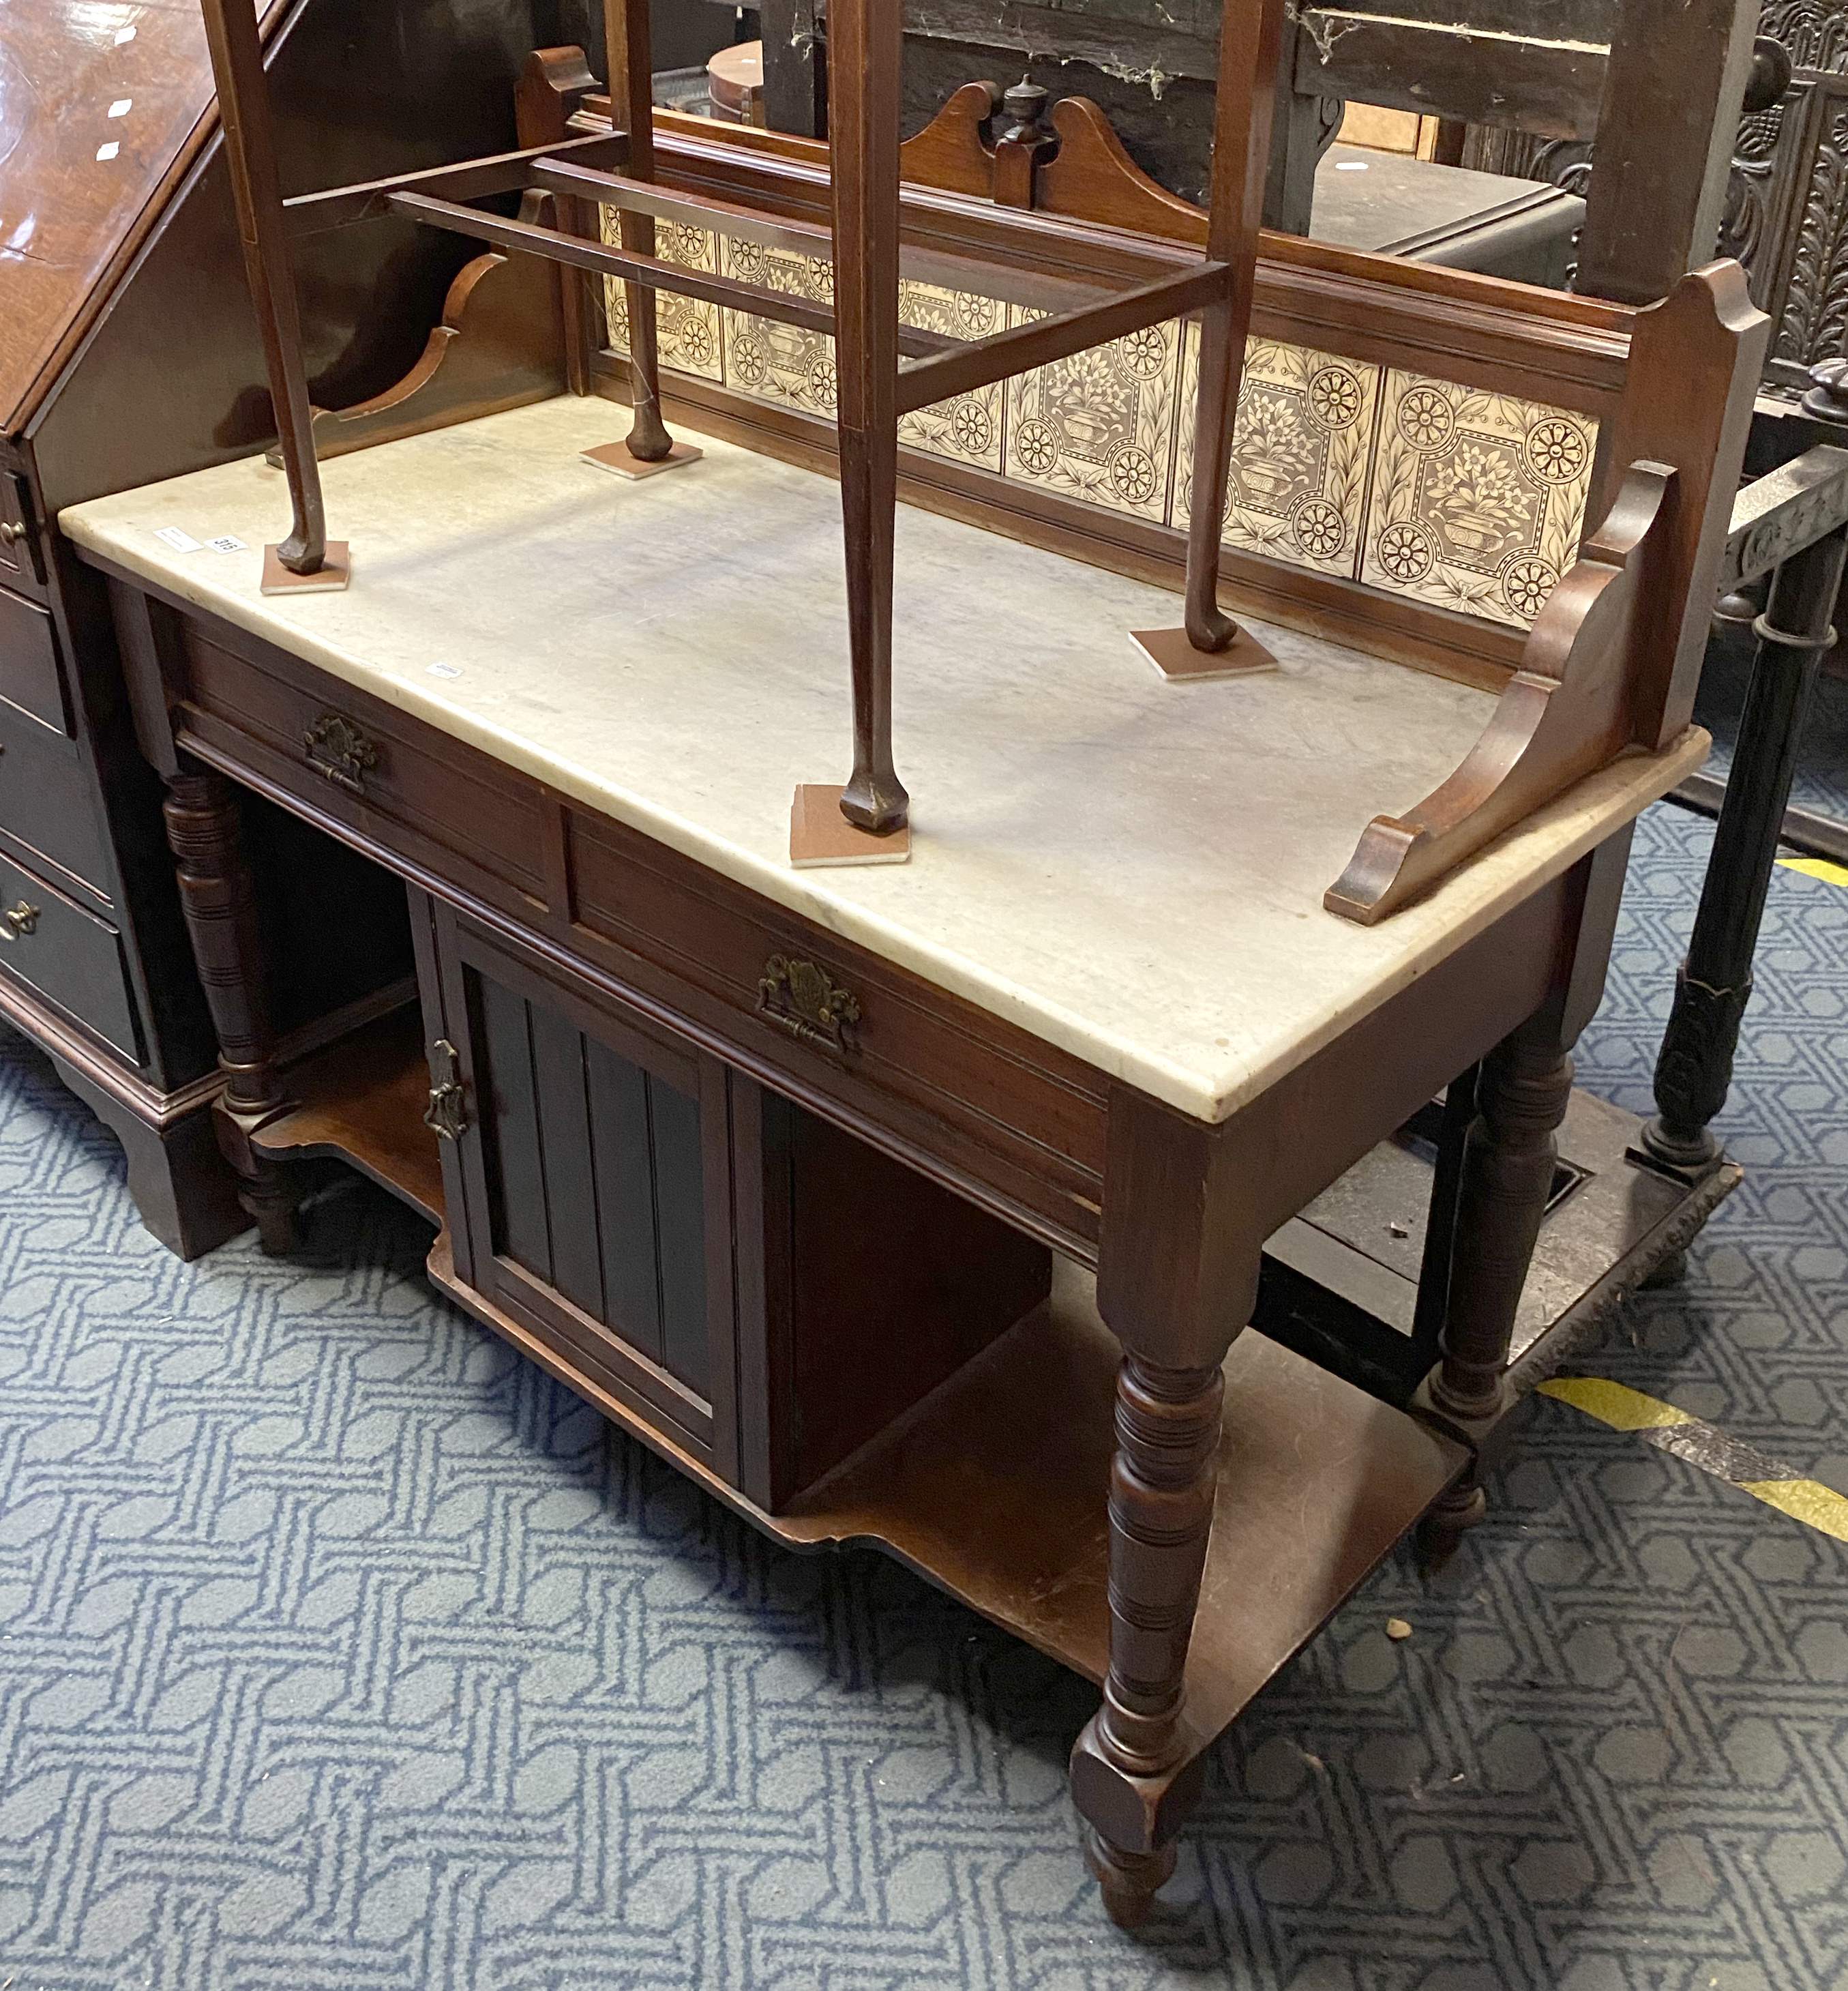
603 222 1600 633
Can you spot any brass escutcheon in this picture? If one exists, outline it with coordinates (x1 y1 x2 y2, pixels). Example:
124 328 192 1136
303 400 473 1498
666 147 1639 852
303 712 380 796
757 954 862 1055
423 1037 468 1140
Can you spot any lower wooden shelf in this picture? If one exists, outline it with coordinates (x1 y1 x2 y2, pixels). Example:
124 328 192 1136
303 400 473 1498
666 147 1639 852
253 1004 445 1224
428 1239 1465 1747
265 1003 1465 1747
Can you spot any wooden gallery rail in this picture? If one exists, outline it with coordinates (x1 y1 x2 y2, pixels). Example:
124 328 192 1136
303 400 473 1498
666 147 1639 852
198 0 1285 851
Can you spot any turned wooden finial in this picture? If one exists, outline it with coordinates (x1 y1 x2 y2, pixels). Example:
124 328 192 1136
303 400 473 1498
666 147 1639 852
994 74 1057 207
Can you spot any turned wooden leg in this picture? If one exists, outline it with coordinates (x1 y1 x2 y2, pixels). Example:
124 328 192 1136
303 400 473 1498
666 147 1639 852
162 769 301 1254
1418 1012 1574 1548
826 0 908 835
1643 525 1847 1173
1071 1355 1225 1926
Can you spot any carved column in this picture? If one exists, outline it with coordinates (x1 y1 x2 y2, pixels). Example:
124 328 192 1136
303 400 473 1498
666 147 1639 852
1645 525 1848 1171
1418 1012 1575 1544
1071 1355 1224 1926
162 769 300 1254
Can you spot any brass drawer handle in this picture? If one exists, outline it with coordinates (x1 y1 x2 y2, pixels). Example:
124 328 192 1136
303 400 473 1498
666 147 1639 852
0 522 24 548
758 954 861 1056
303 712 379 796
423 1038 468 1140
2 900 40 939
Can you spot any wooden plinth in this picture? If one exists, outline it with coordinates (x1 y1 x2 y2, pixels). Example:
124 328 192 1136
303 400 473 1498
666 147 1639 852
581 439 704 480
250 1003 443 1223
261 542 351 594
788 783 912 867
1131 622 1279 681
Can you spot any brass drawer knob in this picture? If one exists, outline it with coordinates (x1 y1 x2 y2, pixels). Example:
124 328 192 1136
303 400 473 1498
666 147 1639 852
423 1038 468 1140
2 900 40 939
757 954 861 1055
0 522 24 548
303 712 379 796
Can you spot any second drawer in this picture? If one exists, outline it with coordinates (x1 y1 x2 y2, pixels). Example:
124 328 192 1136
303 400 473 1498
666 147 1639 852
0 709 111 898
0 850 141 1059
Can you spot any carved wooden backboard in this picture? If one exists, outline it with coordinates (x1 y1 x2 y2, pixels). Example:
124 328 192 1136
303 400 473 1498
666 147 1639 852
1724 3 1848 397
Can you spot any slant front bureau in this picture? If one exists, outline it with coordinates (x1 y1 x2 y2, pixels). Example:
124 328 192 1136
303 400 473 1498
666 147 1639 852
68 396 1708 1921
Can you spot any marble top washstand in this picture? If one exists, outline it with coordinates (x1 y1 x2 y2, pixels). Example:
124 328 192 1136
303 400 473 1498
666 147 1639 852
62 395 1705 1125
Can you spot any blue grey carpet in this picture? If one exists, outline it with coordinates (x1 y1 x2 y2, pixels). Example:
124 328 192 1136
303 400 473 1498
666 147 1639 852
3 800 1845 1990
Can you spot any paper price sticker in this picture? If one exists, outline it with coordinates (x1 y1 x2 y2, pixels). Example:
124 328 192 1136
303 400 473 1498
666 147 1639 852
154 527 203 552
426 663 463 680
206 535 249 553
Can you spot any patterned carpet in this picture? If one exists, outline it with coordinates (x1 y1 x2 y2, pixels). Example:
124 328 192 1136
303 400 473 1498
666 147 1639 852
2 801 1845 1990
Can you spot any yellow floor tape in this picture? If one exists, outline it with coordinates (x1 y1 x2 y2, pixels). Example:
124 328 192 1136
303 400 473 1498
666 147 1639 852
1539 1376 1848 1544
1777 854 1848 888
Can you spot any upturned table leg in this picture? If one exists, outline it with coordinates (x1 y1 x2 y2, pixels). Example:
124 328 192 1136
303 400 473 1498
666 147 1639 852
826 0 908 834
1071 1354 1225 1926
1418 1012 1574 1549
162 769 301 1254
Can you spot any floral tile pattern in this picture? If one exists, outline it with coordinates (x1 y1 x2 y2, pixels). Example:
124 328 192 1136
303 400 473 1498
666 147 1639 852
595 222 1607 634
1358 370 1599 628
1172 325 1383 580
1000 302 1182 522
719 238 839 417
603 219 723 381
896 279 1004 473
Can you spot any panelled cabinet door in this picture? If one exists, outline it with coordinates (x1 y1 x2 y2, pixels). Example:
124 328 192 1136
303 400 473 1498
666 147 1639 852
411 891 739 1479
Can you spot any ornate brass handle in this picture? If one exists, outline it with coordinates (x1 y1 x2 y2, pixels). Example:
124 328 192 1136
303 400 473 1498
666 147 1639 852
2 901 40 939
757 954 862 1056
423 1038 468 1140
303 712 380 796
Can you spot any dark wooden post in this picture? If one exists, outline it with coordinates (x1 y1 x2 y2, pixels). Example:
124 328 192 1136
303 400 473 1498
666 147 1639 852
606 0 672 460
1418 1015 1575 1539
1071 1090 1258 1927
1416 834 1633 1550
162 769 301 1254
1574 0 1757 305
1644 525 1848 1170
1180 0 1286 656
197 0 329 575
828 0 908 835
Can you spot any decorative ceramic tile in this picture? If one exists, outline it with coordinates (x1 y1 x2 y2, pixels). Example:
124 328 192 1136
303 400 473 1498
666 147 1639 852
1360 371 1599 628
602 218 723 381
1172 327 1382 580
719 237 839 416
1001 303 1183 522
895 279 1004 473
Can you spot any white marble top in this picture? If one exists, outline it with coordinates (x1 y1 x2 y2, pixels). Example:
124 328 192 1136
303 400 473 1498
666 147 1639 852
62 396 1705 1124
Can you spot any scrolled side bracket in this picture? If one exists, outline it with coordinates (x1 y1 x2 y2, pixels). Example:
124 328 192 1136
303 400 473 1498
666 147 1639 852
1325 459 1675 926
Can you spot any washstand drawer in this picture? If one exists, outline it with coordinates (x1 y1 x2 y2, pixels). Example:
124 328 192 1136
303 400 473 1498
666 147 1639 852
0 586 70 735
0 710 110 897
567 814 1109 1252
0 851 141 1059
179 628 546 904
